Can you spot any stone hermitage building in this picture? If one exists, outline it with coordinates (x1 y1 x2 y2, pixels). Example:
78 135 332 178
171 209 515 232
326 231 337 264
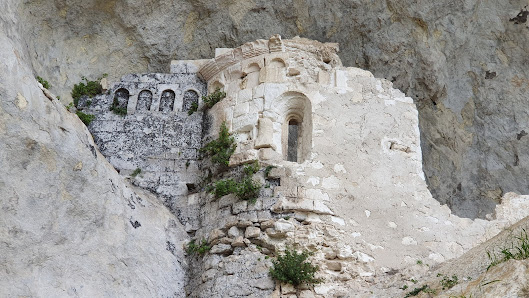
79 35 529 297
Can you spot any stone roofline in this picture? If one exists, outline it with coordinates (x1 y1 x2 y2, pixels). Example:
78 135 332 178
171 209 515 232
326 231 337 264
169 34 340 82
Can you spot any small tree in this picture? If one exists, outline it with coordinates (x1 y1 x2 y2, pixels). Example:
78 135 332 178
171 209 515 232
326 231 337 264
269 247 322 287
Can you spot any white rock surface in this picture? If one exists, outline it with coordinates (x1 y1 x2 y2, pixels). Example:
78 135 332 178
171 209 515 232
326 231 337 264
0 23 187 297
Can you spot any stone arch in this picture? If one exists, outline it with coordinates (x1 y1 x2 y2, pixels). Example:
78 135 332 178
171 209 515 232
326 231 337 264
182 89 199 112
136 90 153 111
274 92 312 162
113 88 130 110
159 89 175 112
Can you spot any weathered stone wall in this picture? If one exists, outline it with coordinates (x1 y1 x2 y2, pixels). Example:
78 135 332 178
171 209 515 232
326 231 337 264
83 71 206 223
187 36 529 296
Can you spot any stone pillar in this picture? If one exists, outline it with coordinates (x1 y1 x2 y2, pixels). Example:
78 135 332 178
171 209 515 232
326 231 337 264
254 118 275 149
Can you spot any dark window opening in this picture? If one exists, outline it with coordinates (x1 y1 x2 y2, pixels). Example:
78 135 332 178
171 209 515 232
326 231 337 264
287 119 299 162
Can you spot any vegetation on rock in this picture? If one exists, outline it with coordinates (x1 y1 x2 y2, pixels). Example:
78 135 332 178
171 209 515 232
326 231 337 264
131 168 142 177
110 97 127 116
202 88 226 110
200 121 235 166
186 239 210 256
72 76 103 107
75 111 95 126
36 76 50 89
269 247 322 287
211 162 261 202
188 101 198 115
487 228 529 270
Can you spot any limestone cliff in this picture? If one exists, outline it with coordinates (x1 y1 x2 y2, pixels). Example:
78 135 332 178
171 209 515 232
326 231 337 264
0 9 187 296
3 0 529 296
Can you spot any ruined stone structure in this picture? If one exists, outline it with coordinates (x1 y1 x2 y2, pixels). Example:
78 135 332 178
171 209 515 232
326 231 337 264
76 35 529 297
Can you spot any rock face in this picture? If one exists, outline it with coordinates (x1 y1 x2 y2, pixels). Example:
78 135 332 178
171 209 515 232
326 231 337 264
11 0 529 218
0 13 188 297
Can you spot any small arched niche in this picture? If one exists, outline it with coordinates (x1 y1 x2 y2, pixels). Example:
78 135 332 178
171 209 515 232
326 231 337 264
136 90 153 111
182 90 199 112
159 89 175 112
275 92 312 162
113 88 130 109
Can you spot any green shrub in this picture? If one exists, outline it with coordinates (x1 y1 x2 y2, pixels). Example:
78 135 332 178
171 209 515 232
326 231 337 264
244 161 260 175
75 111 95 126
213 178 237 198
188 102 198 115
200 121 236 166
186 239 210 255
131 168 141 177
235 176 261 202
110 97 127 116
71 76 103 107
36 76 51 89
269 247 322 287
202 88 226 110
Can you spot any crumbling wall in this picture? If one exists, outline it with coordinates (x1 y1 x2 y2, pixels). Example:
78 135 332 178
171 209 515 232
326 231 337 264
83 71 206 224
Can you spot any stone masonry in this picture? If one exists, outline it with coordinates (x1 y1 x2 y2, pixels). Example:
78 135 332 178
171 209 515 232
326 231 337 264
82 35 529 297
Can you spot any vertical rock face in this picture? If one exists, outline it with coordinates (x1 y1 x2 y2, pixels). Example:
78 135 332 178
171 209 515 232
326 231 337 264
0 10 188 297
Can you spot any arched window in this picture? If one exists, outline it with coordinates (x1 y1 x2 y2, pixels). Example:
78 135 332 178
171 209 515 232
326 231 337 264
159 89 175 112
287 119 300 162
113 88 129 110
182 90 199 112
276 92 312 163
137 90 152 111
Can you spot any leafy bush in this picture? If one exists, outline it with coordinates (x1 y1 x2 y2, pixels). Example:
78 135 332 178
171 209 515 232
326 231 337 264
244 161 259 175
269 247 322 287
71 76 103 107
186 239 210 255
188 102 198 115
235 176 261 202
36 76 51 89
75 111 95 126
110 97 127 116
200 121 236 166
213 178 237 198
202 88 226 110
